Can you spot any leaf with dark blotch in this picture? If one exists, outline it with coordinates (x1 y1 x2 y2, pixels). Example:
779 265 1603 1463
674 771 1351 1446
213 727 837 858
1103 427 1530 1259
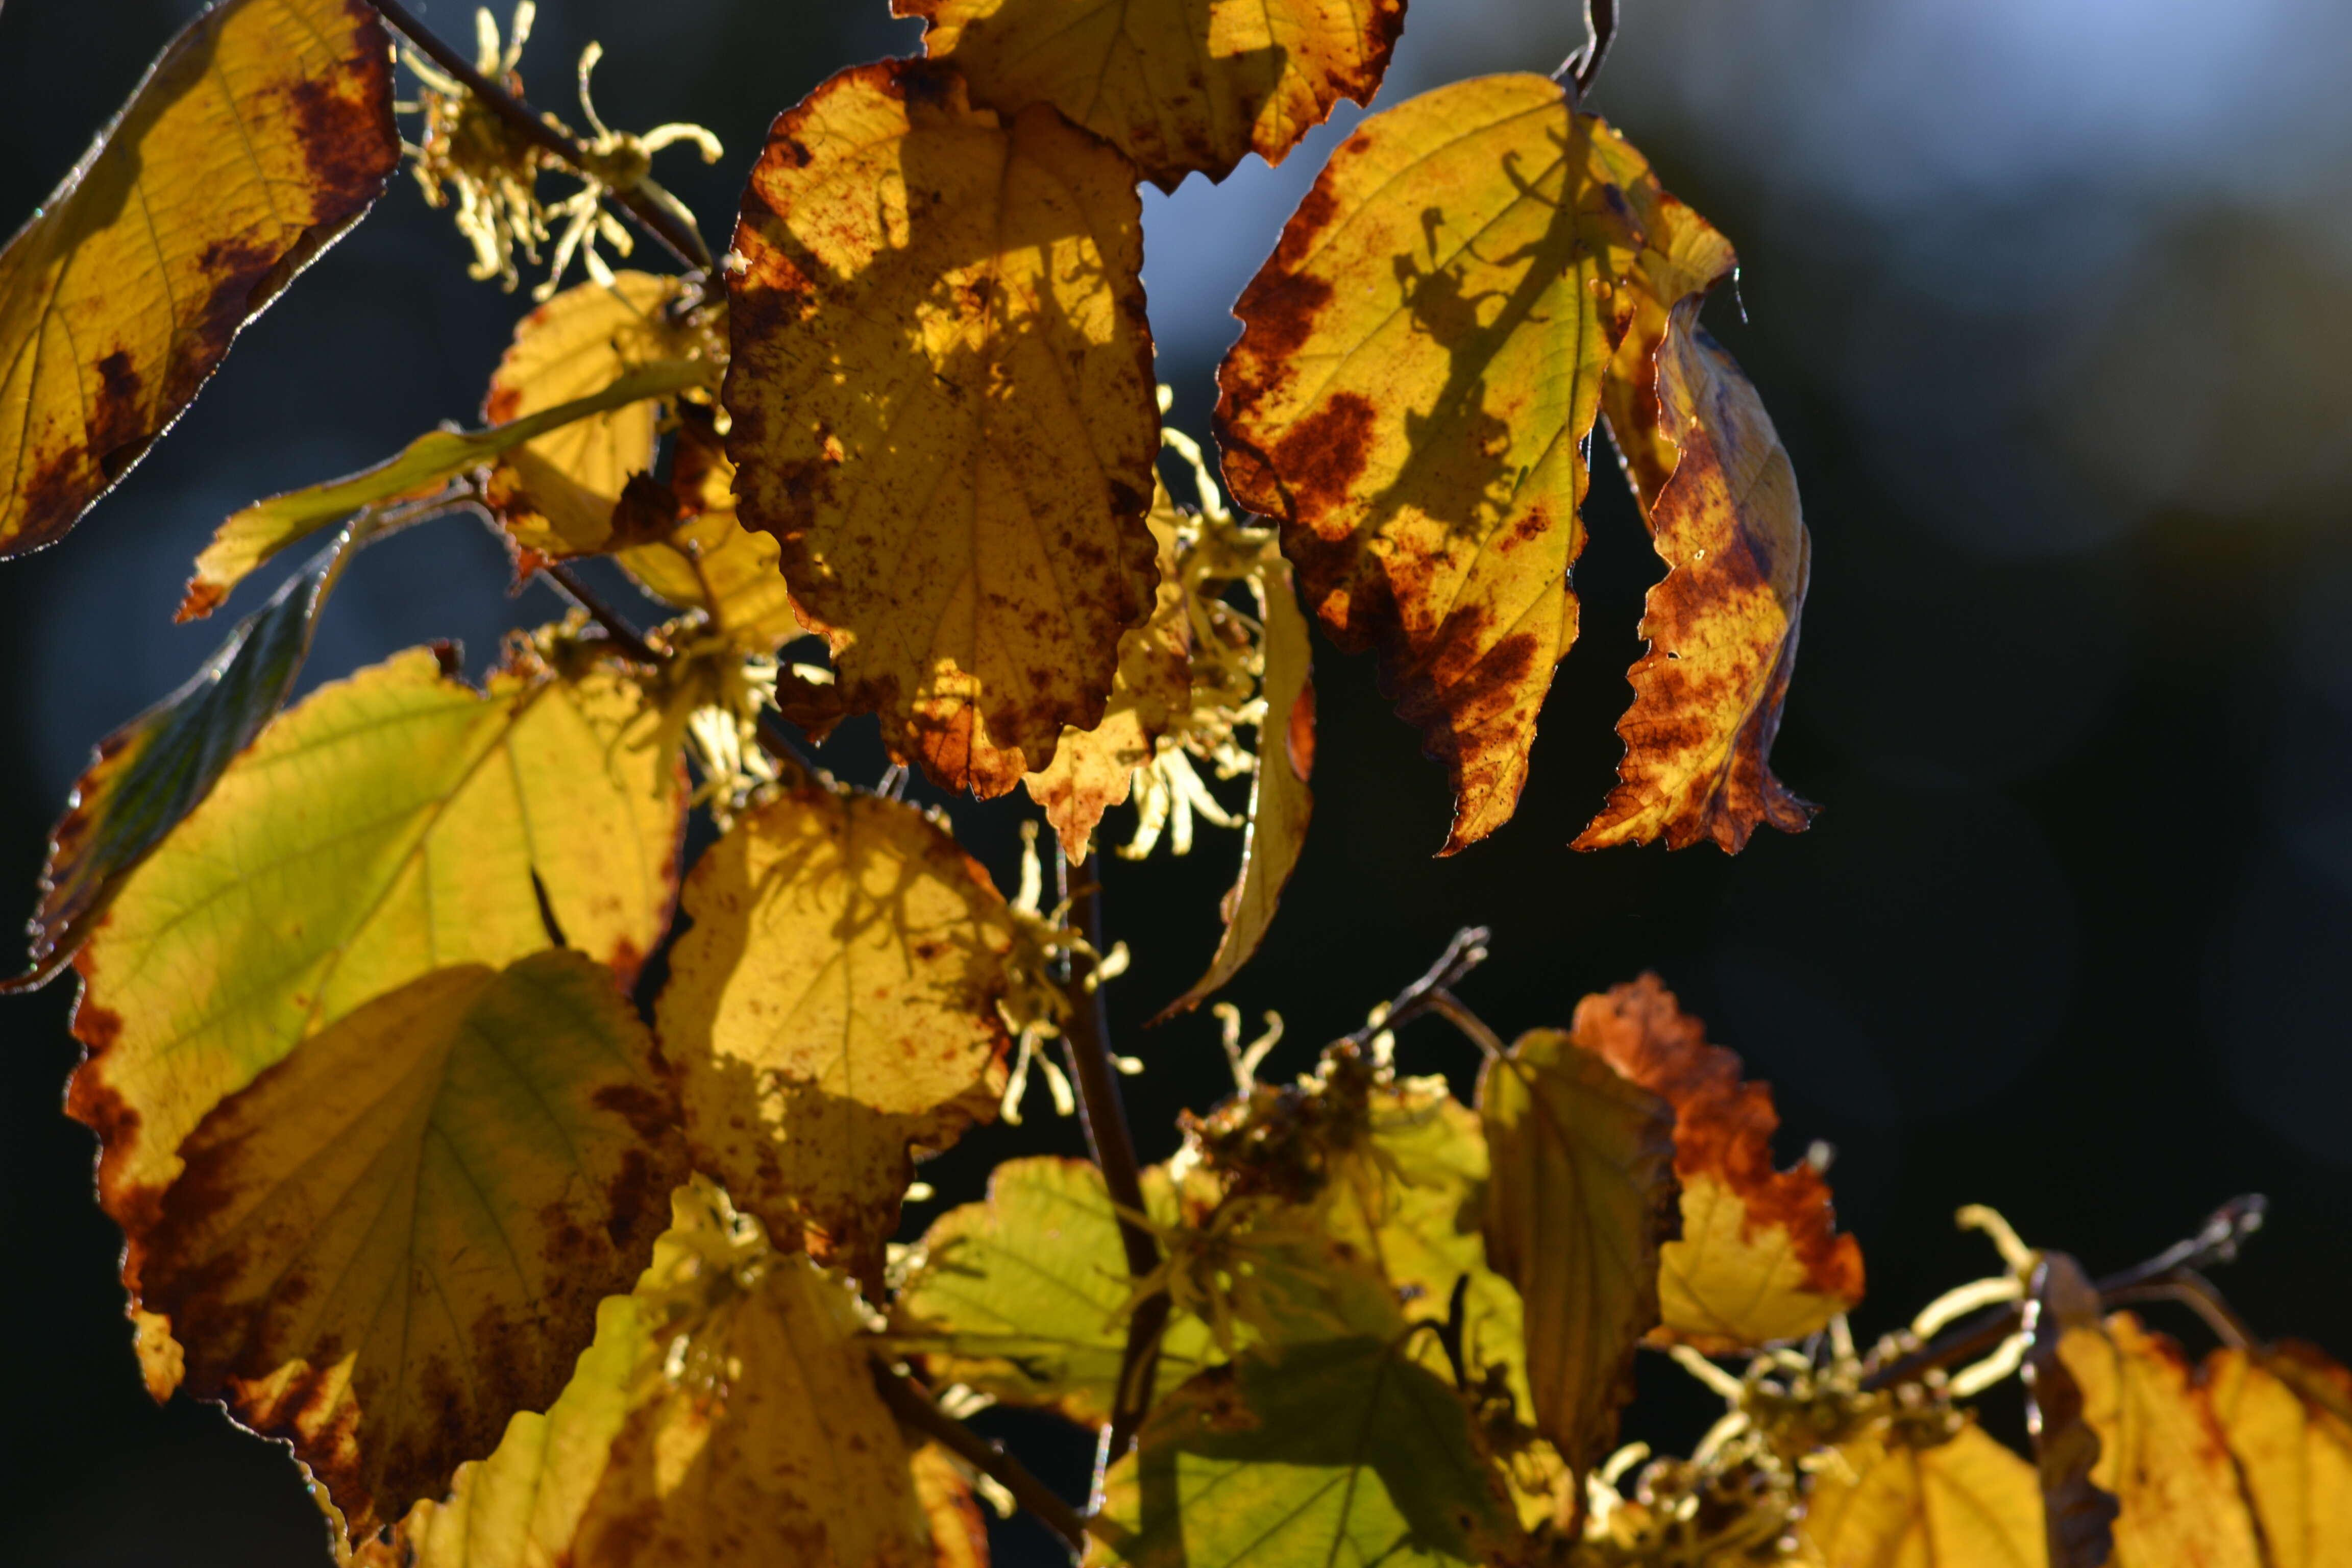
130 953 686 1540
1477 1026 1677 1469
895 0 1407 191
723 59 1161 796
0 0 399 556
1089 1336 1522 1568
10 534 352 989
181 357 715 619
67 646 688 1240
1217 75 1639 853
1158 560 1315 1016
614 409 806 654
656 787 1014 1289
1565 975 1863 1351
2020 1254 2119 1568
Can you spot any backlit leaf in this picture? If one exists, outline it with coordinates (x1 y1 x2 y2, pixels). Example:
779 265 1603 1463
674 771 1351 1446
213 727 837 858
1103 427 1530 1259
1024 487 1192 862
2206 1343 2352 1568
12 532 353 987
1796 1419 2046 1568
1576 135 1814 852
893 1156 1215 1425
129 952 684 1538
2057 1312 2262 1568
0 0 399 556
1478 1025 1677 1467
895 0 1407 190
482 271 712 562
657 787 1013 1286
68 645 686 1229
1218 74 1638 852
1566 974 1864 1351
1159 560 1315 1015
612 410 804 653
1089 1335 1520 1568
910 1443 992 1568
724 58 1161 794
180 357 714 618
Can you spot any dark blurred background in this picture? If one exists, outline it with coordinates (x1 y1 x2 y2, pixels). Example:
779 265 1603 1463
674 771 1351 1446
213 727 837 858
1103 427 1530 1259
5 0 2350 1561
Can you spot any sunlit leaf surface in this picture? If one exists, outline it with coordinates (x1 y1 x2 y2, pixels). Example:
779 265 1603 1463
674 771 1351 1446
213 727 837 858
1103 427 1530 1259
2206 1343 2352 1568
896 0 1407 190
0 0 399 555
1796 1420 2046 1568
725 59 1161 794
614 410 805 653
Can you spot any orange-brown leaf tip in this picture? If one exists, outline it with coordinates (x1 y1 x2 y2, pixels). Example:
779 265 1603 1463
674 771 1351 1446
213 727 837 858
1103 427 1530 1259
1567 974 1863 1350
724 60 1160 794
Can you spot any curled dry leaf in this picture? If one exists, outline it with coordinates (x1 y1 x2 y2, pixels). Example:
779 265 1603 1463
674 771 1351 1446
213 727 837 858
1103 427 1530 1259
2020 1254 2120 1568
1577 132 1814 853
0 0 399 556
725 59 1161 795
68 646 687 1233
1478 1026 1678 1468
481 270 713 563
656 788 1013 1288
129 953 683 1539
13 534 351 988
1796 1419 2047 1568
1088 1336 1521 1568
1566 974 1864 1351
892 1156 1214 1426
895 0 1408 190
1218 75 1638 853
614 409 805 653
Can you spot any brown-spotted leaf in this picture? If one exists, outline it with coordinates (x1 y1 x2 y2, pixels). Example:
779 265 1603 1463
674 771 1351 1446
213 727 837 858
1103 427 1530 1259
1218 75 1639 852
656 787 1014 1288
1576 140 1814 852
0 0 398 555
910 1443 992 1568
724 59 1160 795
895 0 1407 191
483 271 713 562
130 952 684 1539
1566 974 1864 1352
68 646 687 1232
1796 1418 2047 1568
1477 1025 1678 1468
2206 1342 2352 1568
1158 558 1315 1014
613 409 805 653
2055 1311 2263 1568
1023 485 1191 861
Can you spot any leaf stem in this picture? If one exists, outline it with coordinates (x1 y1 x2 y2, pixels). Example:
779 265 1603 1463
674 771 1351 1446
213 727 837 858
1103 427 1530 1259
541 562 661 665
369 0 716 273
869 1361 1095 1557
1859 1194 2268 1391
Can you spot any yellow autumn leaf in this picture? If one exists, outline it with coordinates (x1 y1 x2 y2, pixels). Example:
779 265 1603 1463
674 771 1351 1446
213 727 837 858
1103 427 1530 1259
1477 1026 1678 1467
2206 1343 2352 1568
1567 975 1864 1351
1023 487 1192 862
1160 558 1315 1015
657 787 1014 1287
482 271 712 561
68 645 686 1239
1796 1419 2046 1568
1576 134 1815 853
2058 1312 2264 1568
724 59 1162 795
896 0 1407 190
0 0 399 555
909 1443 992 1568
613 410 804 653
129 953 680 1539
1218 74 1640 852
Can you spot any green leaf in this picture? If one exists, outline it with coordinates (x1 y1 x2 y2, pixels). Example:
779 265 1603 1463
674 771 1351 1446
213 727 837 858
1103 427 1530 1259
130 952 685 1539
893 1157 1216 1426
1090 1335 1521 1568
180 357 714 618
0 0 400 555
10 532 354 988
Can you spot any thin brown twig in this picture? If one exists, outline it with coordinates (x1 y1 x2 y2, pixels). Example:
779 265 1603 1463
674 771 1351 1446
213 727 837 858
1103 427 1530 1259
1340 925 1492 1050
540 561 661 664
1421 987 1506 1060
1554 0 1621 94
1859 1195 2268 1392
370 0 716 273
869 1361 1094 1556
